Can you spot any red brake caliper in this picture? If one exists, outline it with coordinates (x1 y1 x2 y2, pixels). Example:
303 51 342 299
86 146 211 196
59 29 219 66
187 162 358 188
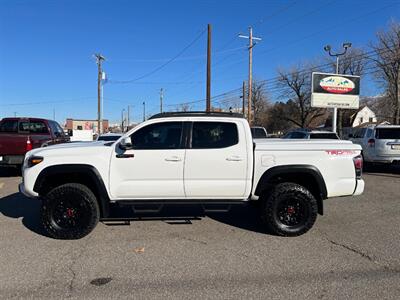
66 208 74 218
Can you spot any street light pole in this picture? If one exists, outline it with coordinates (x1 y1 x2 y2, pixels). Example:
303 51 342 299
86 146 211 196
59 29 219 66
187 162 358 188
323 42 352 134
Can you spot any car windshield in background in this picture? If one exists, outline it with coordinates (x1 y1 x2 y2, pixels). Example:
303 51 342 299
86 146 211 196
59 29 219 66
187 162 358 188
310 133 339 139
251 128 267 138
375 128 400 139
98 135 121 141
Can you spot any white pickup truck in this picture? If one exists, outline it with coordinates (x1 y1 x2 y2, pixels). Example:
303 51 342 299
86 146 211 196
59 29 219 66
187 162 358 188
20 112 364 239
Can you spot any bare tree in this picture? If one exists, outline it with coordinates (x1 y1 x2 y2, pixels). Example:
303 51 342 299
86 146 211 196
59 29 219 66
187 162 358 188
251 81 269 126
265 101 294 134
328 47 367 76
177 104 192 112
370 21 400 124
276 65 326 128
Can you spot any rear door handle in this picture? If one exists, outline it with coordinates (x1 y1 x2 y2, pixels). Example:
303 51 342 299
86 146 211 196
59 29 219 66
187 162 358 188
226 156 243 161
165 156 182 162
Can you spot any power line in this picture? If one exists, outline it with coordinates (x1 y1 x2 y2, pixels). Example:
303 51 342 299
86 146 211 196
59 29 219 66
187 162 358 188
1 97 96 106
108 28 207 84
208 2 398 72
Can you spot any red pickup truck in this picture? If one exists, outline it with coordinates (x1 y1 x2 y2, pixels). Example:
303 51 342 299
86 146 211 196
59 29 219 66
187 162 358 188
0 117 70 167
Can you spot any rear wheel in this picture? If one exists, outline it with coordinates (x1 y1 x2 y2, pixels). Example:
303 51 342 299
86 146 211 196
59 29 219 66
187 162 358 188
261 183 318 237
41 183 100 239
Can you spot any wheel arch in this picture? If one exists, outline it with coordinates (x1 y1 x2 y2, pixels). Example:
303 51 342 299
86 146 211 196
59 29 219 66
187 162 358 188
33 164 110 218
255 165 327 215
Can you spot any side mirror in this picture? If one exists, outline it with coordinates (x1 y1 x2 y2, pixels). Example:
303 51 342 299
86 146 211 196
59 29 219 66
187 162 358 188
119 137 133 150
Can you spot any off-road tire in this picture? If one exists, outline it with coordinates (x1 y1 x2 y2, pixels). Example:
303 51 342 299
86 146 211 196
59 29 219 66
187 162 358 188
41 183 100 239
261 182 318 237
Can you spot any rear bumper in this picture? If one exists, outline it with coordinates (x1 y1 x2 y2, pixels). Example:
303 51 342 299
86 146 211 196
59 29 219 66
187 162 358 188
365 154 400 164
0 155 24 165
353 179 365 196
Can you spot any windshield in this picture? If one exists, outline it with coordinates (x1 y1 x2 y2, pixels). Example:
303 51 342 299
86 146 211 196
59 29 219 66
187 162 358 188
98 135 121 141
251 128 267 138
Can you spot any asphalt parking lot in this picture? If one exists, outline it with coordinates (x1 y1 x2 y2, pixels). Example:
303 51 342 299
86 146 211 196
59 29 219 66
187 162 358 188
0 166 400 299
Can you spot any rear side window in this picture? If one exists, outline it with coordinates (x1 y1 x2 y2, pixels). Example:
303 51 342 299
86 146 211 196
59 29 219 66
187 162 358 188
192 122 238 149
375 128 400 139
0 120 18 133
19 121 49 134
310 133 339 139
131 122 183 149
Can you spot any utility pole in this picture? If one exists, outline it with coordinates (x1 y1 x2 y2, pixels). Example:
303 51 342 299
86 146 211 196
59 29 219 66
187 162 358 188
239 27 261 126
397 68 400 125
94 53 105 135
323 43 352 134
242 81 246 115
206 24 212 112
121 109 125 132
142 101 146 122
127 105 130 129
160 88 164 113
13 112 17 117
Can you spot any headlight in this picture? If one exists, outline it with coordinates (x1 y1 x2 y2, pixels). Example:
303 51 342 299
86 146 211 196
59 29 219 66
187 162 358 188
27 156 43 168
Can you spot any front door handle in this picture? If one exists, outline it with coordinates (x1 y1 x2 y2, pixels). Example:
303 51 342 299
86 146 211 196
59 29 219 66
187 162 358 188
226 156 243 161
116 153 135 158
165 156 182 162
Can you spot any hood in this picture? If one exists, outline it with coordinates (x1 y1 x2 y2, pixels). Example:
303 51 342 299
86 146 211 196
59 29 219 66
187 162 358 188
26 141 110 157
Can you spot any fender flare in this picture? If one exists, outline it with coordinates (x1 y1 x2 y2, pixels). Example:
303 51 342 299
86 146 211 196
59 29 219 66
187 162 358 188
255 165 327 215
33 164 110 218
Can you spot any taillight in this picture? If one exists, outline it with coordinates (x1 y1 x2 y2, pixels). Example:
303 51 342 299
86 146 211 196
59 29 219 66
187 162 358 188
367 138 375 147
353 155 363 178
26 137 33 151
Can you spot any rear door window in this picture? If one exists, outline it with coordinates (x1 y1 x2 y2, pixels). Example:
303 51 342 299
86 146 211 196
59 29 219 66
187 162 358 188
48 121 64 137
192 122 238 148
375 128 400 139
0 120 18 133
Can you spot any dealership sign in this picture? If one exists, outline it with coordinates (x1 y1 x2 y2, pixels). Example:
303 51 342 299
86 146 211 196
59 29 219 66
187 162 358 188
311 72 360 109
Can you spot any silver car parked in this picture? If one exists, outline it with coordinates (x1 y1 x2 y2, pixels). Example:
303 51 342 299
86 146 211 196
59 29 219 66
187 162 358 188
349 125 400 164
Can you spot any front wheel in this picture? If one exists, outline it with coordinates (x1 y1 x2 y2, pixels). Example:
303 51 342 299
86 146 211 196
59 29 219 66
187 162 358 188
261 183 318 237
41 183 100 239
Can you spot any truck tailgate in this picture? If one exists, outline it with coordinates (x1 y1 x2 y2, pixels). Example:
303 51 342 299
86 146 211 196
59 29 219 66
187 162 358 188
0 133 28 156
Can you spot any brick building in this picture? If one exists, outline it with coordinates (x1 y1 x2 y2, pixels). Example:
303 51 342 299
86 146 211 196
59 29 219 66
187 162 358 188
65 118 109 133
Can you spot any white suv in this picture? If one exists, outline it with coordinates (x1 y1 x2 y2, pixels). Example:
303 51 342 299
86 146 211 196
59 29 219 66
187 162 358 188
349 125 400 164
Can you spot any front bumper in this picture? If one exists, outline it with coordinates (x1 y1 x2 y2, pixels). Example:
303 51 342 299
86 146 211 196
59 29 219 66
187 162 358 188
18 182 38 198
353 179 365 196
